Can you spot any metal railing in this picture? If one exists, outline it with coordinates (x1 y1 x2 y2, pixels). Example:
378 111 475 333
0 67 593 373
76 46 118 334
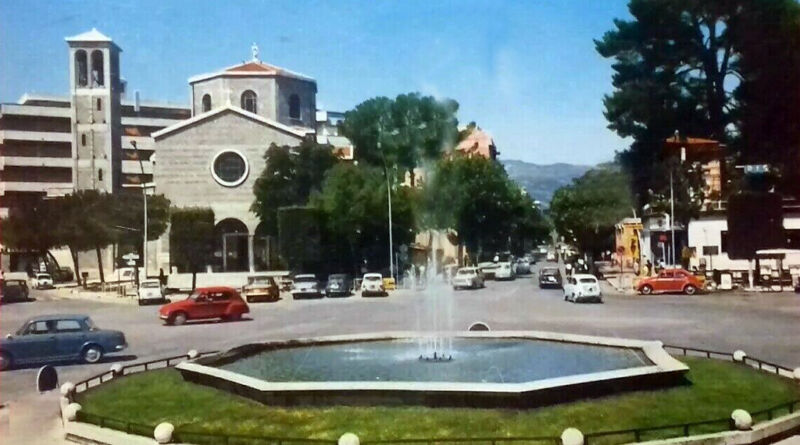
70 345 800 445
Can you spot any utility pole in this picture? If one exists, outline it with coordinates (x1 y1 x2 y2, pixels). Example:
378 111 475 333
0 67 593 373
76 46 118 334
131 141 148 278
377 125 394 281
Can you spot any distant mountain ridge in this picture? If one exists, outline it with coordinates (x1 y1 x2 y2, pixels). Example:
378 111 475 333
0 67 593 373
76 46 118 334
501 159 592 206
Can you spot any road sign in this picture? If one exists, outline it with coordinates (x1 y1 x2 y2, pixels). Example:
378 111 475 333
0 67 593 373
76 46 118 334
122 253 140 261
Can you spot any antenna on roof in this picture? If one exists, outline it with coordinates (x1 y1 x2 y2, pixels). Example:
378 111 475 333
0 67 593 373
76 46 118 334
251 42 259 62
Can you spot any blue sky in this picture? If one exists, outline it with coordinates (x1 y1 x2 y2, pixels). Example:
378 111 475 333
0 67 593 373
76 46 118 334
0 0 631 165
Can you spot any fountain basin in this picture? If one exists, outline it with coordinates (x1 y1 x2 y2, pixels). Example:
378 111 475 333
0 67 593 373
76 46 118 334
176 331 689 408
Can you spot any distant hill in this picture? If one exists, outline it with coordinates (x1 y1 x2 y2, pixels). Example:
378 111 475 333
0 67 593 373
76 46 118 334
501 159 592 206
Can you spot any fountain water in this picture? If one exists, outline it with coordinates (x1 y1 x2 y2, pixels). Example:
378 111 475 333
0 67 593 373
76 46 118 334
416 234 455 362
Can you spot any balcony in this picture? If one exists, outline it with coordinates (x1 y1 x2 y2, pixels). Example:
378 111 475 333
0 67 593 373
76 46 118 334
121 116 185 128
0 181 72 195
121 160 153 175
0 130 72 143
0 104 71 118
0 156 73 170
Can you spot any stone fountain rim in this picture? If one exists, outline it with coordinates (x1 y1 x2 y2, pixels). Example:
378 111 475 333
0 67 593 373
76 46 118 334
176 330 689 394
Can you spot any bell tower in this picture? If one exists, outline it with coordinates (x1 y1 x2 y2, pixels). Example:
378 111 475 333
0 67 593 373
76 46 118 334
66 29 122 193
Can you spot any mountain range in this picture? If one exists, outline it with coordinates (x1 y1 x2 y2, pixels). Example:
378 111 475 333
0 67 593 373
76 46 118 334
501 159 592 206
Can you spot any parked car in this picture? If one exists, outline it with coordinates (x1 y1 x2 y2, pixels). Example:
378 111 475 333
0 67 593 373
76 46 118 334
495 262 516 280
31 273 54 289
0 314 127 371
53 267 74 283
515 259 531 275
538 267 562 289
325 274 352 297
637 268 703 295
138 279 166 305
563 274 603 303
452 267 485 290
361 273 387 297
159 287 249 325
0 279 30 303
291 274 323 299
383 277 397 291
242 275 280 302
478 262 499 280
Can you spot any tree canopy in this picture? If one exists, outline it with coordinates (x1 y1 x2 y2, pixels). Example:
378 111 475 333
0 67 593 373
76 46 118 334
251 140 338 236
549 166 634 255
170 207 215 290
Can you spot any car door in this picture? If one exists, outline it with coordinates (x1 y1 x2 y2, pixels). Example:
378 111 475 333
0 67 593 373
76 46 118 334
209 291 232 317
190 293 215 319
53 319 88 360
653 271 672 293
13 321 57 363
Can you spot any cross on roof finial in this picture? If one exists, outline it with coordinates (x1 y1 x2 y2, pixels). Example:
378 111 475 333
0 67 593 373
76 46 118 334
251 42 259 62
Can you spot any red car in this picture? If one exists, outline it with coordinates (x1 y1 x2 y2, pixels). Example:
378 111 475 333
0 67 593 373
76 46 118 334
159 287 249 325
636 268 703 295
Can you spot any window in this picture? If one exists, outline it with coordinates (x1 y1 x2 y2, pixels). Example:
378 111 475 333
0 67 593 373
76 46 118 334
96 98 102 111
98 169 103 181
289 94 300 119
209 292 230 302
81 134 86 146
91 50 104 86
202 94 212 112
241 90 257 113
211 150 249 187
26 321 51 335
55 319 83 333
720 231 729 253
75 50 88 87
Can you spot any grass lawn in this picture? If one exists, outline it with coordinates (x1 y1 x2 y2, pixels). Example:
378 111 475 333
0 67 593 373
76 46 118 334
77 357 800 443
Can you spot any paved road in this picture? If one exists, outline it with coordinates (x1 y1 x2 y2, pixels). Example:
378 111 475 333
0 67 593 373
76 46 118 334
2 263 800 407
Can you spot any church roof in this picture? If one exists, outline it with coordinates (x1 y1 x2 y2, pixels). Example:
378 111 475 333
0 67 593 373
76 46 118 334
151 105 312 140
65 28 112 43
188 60 315 84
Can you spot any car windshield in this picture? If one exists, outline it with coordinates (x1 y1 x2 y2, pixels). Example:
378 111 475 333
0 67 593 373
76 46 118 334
457 269 475 275
579 278 597 284
84 317 98 330
295 276 316 283
364 275 381 281
36 274 50 279
542 269 558 275
141 281 160 288
248 277 273 285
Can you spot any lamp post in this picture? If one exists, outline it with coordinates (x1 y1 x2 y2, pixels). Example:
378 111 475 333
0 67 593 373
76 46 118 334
130 141 148 278
376 125 395 281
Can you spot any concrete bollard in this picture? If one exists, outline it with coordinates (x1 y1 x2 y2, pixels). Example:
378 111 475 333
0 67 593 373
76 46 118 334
187 349 199 359
793 367 800 380
561 428 584 445
110 363 123 377
154 422 175 444
338 432 360 445
64 403 82 422
733 350 747 362
731 409 753 430
60 382 75 397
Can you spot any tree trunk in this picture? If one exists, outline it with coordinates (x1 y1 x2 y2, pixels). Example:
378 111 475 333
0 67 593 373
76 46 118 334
191 268 197 292
95 246 105 284
69 246 82 287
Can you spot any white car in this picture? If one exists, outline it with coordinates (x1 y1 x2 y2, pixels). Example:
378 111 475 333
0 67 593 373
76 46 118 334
31 273 54 289
137 279 165 305
361 273 386 297
494 262 515 280
291 274 322 299
563 274 603 303
452 267 485 290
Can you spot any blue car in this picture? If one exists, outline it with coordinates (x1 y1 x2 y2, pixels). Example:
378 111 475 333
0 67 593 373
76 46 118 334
0 314 127 371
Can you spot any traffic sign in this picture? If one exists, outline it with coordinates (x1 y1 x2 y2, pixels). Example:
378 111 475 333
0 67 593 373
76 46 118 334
122 253 140 261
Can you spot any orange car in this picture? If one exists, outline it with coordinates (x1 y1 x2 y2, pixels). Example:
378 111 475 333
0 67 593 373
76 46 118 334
636 268 703 295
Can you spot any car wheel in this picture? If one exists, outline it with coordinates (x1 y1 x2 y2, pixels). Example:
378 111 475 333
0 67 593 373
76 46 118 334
641 285 653 295
172 312 187 326
564 294 568 301
226 313 242 322
684 284 697 295
82 345 104 364
0 351 12 371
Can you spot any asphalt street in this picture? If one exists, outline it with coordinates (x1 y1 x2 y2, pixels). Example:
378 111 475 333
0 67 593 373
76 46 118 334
2 263 800 406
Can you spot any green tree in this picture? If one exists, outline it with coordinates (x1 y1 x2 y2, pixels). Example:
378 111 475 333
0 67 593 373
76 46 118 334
251 140 338 236
0 198 59 262
169 207 214 291
311 163 417 274
339 93 459 184
424 156 528 259
549 166 634 257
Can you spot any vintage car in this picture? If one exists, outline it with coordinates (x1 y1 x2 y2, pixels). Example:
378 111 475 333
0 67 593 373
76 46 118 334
637 268 703 295
538 267 563 289
452 267 485 290
494 262 516 280
0 314 127 371
32 273 55 289
563 274 603 303
242 275 280 302
325 274 352 297
291 274 323 299
361 273 387 297
159 287 249 325
138 279 166 305
1 279 30 303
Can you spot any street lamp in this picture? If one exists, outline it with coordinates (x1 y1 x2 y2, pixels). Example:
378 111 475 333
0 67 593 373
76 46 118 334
130 141 150 278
